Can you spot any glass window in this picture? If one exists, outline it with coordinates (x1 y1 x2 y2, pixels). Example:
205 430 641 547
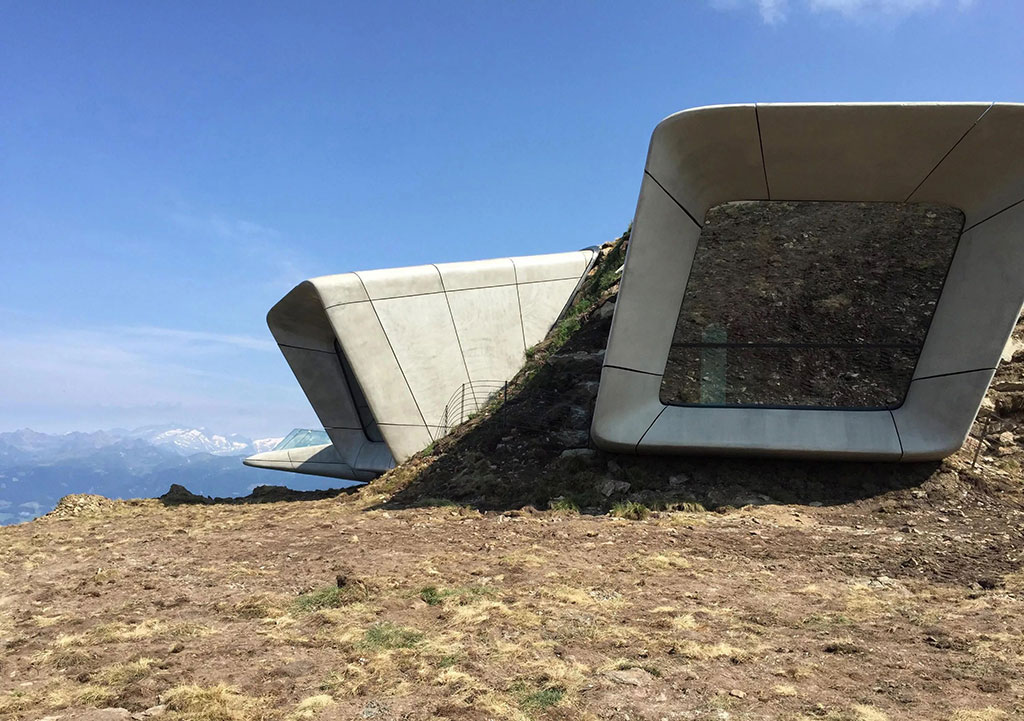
659 201 963 409
273 428 331 451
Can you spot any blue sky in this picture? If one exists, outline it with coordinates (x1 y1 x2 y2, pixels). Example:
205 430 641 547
1 0 1021 438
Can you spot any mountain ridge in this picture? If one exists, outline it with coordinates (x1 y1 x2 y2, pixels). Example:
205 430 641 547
0 426 301 525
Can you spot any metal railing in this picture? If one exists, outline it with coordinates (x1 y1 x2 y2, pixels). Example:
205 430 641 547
435 377 578 438
436 380 509 435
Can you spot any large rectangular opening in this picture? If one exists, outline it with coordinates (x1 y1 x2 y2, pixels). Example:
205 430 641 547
659 201 964 409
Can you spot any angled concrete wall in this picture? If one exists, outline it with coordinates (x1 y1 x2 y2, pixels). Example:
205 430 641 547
246 249 596 478
594 102 1024 461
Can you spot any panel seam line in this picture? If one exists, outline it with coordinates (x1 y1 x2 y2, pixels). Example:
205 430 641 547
905 102 993 203
963 195 1024 233
433 264 475 410
889 409 905 460
644 170 703 229
603 363 664 378
277 343 335 354
636 407 667 454
509 258 528 354
321 276 586 310
352 271 433 440
912 367 996 382
754 104 771 199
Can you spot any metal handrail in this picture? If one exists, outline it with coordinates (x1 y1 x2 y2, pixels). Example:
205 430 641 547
437 380 509 434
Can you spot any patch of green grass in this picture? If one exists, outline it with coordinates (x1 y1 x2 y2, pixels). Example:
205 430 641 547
437 654 461 668
548 497 580 514
362 622 423 650
610 500 651 520
551 312 585 349
519 686 565 712
419 585 494 606
419 586 445 606
591 234 628 296
294 585 351 612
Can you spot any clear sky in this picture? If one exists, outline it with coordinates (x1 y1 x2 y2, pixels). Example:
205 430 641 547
1 0 1021 438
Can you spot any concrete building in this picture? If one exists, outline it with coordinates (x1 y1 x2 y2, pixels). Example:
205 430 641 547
248 102 1024 479
244 250 597 479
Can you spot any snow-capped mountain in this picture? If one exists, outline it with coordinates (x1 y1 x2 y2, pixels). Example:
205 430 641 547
120 425 283 457
0 427 322 526
251 437 283 454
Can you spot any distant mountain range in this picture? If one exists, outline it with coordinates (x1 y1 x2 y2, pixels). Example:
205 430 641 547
0 426 354 526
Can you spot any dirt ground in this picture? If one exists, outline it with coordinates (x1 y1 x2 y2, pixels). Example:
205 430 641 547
1 460 1023 721
2 235 1023 721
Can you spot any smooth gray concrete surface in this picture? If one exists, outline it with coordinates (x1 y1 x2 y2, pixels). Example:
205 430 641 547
248 249 596 479
594 102 1024 461
243 443 381 482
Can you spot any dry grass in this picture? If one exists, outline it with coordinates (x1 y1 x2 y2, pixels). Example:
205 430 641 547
950 709 1011 721
94 657 159 685
162 684 256 721
287 694 335 720
673 640 752 661
2 444 1023 721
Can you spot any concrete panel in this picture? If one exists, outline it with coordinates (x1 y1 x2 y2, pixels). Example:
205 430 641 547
321 428 372 471
312 272 369 309
278 346 363 430
242 445 361 481
517 277 584 347
372 292 471 428
590 367 666 453
437 257 517 291
356 264 444 300
511 250 595 283
376 424 435 462
354 441 396 473
287 443 342 464
910 104 1024 226
758 103 987 201
267 282 337 352
325 301 425 428
645 103 767 218
913 200 1024 379
641 407 901 460
447 285 525 383
894 370 996 460
602 175 703 374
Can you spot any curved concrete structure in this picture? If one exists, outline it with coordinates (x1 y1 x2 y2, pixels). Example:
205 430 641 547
593 102 1024 460
246 250 596 478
